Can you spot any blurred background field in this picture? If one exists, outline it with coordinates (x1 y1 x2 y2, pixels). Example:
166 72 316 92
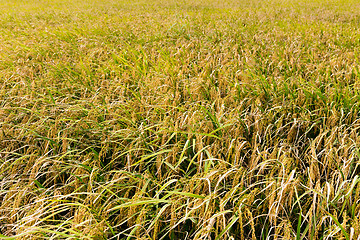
1 0 360 239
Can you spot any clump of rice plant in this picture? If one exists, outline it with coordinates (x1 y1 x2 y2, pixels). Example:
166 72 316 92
1 0 360 239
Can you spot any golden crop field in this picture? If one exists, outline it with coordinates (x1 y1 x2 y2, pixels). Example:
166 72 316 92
1 0 360 239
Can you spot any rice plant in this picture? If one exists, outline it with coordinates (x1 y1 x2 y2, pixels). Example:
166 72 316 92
1 0 360 239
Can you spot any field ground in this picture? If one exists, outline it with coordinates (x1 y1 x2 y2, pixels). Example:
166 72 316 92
1 0 360 239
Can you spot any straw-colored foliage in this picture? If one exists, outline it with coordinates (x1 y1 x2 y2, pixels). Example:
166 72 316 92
1 0 360 239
